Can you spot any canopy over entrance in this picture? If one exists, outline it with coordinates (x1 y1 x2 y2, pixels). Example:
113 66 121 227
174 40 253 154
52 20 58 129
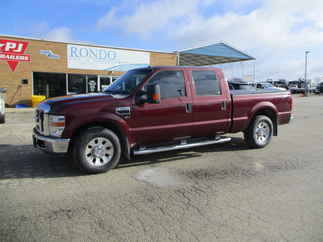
177 43 254 66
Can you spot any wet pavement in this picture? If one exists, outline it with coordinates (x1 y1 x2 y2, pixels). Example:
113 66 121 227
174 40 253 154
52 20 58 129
0 95 323 241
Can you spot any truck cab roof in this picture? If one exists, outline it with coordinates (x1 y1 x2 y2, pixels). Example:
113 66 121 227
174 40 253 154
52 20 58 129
134 66 222 71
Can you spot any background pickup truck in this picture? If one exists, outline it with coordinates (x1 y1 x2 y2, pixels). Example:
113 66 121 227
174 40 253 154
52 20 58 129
33 66 292 173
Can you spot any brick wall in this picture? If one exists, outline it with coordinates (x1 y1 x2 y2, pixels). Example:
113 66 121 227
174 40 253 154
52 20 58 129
0 36 177 106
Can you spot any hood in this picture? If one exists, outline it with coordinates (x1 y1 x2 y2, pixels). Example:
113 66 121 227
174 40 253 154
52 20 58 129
41 93 128 113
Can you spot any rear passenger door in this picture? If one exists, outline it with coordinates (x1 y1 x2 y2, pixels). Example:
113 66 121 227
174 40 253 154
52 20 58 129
190 70 231 137
132 70 193 145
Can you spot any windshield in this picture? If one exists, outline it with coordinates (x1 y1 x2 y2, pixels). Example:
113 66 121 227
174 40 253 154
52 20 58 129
104 68 152 95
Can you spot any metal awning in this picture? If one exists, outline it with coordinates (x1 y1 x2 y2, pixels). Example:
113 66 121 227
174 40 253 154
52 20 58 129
177 43 254 66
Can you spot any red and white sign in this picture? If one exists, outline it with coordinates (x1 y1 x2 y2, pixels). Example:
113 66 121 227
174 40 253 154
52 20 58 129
0 39 31 71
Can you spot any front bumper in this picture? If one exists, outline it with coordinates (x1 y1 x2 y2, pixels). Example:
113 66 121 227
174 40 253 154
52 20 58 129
33 129 70 154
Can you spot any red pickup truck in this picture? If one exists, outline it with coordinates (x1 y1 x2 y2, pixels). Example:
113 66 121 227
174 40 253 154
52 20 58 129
33 66 292 173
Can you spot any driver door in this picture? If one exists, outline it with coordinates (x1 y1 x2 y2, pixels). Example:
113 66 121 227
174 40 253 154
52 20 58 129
131 70 193 145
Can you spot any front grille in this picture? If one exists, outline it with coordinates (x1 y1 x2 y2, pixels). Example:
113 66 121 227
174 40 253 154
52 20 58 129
34 102 50 136
40 111 44 132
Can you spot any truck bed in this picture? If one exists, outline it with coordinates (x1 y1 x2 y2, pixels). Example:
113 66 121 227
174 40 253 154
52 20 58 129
230 89 289 95
230 90 292 133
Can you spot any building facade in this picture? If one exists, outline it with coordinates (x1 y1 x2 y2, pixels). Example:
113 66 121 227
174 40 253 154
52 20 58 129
0 35 177 106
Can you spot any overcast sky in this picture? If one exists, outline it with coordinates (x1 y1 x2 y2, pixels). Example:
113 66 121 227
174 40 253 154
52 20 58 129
1 0 322 81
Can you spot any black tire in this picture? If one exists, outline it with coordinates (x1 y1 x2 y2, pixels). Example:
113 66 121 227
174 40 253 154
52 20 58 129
0 114 4 124
72 127 121 174
244 115 273 149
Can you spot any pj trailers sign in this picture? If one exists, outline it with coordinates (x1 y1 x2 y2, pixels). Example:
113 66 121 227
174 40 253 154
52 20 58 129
0 39 31 71
67 44 150 71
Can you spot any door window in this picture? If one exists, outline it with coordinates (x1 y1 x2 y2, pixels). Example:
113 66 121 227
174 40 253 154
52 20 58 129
192 70 221 96
147 71 186 99
87 75 98 93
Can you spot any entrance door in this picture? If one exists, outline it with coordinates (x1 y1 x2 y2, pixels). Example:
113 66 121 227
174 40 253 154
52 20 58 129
87 75 98 93
68 74 86 95
33 72 66 98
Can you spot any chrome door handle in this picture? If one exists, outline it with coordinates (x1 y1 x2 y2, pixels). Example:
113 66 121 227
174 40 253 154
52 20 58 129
185 103 192 113
116 106 131 117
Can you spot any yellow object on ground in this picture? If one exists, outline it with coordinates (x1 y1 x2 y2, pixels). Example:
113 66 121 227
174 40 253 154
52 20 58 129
32 95 46 108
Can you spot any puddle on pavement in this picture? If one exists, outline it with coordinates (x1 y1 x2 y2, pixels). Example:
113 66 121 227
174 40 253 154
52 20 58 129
253 162 265 172
134 167 189 188
134 159 304 188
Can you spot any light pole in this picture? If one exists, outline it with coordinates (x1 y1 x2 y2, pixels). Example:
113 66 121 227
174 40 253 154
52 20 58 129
304 51 310 96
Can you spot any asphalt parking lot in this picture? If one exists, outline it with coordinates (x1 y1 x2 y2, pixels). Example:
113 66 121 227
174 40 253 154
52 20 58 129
0 95 323 242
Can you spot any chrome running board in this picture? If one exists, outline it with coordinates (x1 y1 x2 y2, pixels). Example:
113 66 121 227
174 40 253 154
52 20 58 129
133 137 232 156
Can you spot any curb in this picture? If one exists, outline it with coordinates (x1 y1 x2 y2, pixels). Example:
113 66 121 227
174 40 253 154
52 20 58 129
6 108 35 113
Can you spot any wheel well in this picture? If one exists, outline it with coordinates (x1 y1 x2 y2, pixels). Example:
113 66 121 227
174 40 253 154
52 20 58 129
252 108 278 136
69 121 130 158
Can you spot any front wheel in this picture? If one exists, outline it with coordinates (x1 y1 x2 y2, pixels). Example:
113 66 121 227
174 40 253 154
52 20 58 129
244 115 273 148
73 127 121 174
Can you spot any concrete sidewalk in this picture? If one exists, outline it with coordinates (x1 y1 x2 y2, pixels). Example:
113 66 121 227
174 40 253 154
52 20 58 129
5 108 35 113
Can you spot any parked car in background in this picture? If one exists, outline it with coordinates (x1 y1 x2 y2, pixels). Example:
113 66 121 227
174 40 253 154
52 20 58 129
288 80 305 94
33 66 293 174
256 82 286 91
315 82 323 94
275 79 288 89
267 79 288 90
228 79 255 90
256 82 274 89
0 88 6 124
288 80 316 94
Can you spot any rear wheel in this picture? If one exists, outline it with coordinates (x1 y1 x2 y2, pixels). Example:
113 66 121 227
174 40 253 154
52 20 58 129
244 115 273 148
73 127 121 174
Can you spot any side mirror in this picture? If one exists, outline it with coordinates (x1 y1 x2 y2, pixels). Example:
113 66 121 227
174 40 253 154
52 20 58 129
147 84 161 104
135 91 148 105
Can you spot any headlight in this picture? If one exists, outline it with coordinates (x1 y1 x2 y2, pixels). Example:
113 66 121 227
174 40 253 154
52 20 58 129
48 115 65 137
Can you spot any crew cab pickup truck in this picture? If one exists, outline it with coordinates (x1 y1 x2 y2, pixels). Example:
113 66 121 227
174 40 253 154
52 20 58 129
33 66 292 173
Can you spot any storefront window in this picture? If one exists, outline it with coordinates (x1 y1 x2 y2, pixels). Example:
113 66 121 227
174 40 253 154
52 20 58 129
100 76 111 91
33 73 119 98
99 76 119 91
33 72 66 98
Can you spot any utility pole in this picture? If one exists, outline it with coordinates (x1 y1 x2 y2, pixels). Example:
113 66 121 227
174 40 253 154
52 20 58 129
253 61 256 82
304 51 310 96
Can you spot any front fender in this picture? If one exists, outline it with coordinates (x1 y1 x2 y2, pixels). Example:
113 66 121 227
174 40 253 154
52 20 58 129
63 111 131 142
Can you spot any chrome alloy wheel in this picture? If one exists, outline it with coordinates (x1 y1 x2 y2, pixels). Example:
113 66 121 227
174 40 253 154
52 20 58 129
254 120 271 146
85 137 114 167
